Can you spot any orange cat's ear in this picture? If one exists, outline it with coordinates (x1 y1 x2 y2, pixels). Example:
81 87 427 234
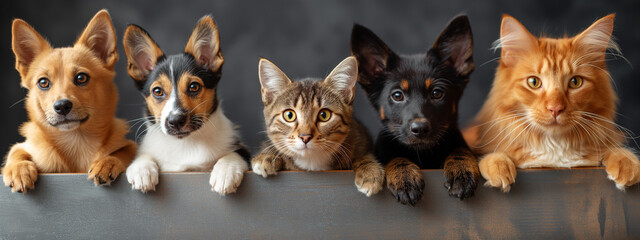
497 14 537 66
573 14 616 54
12 19 52 81
258 58 292 104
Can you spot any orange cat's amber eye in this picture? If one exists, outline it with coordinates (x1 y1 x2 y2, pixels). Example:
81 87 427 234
527 77 542 89
318 109 332 122
283 109 297 122
569 76 583 89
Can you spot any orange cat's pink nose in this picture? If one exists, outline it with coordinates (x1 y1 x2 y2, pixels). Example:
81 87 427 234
547 105 565 118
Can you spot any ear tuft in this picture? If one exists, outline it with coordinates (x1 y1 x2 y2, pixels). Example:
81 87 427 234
432 15 474 76
123 24 164 90
11 18 52 79
75 10 118 68
495 15 538 66
324 56 358 104
185 15 224 72
258 58 292 104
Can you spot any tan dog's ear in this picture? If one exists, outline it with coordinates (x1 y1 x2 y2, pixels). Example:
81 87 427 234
185 15 224 72
75 9 118 69
123 24 164 90
12 19 51 81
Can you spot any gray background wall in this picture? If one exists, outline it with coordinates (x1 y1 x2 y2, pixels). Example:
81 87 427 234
1 0 638 155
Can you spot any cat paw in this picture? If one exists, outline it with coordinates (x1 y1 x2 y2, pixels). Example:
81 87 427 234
385 158 425 206
604 148 640 190
444 155 480 200
210 154 247 195
2 161 38 193
126 158 159 193
478 152 516 192
251 154 280 178
354 159 385 197
88 156 126 186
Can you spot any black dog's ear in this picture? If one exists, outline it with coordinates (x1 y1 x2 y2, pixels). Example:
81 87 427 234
431 15 474 77
350 24 397 84
123 24 164 90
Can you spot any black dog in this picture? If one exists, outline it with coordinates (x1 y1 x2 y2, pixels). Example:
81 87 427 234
351 15 479 205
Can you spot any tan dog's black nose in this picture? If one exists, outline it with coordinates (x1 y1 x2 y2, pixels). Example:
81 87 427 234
299 134 313 144
53 99 73 116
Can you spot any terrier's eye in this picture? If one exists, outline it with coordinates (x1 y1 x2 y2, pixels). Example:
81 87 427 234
318 109 332 122
527 76 542 89
391 91 405 102
188 82 201 93
37 77 50 90
74 72 90 86
283 109 297 122
152 87 164 97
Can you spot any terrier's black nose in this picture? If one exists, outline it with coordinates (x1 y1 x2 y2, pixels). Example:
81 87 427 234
409 119 430 137
53 99 73 116
167 113 187 129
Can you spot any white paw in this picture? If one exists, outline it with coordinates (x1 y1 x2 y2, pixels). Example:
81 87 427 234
210 154 248 195
126 158 159 193
252 162 266 177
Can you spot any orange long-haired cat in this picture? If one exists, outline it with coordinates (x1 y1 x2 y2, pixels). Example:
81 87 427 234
464 14 640 192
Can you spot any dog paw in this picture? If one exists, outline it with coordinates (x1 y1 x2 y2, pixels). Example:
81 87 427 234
210 155 247 195
2 161 38 193
479 152 516 192
604 148 640 190
251 154 280 178
385 158 425 206
444 161 480 200
354 160 384 197
88 156 126 186
126 160 159 193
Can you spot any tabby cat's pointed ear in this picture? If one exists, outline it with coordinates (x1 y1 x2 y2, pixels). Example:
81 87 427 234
497 15 537 66
573 14 616 55
258 58 292 104
324 56 358 104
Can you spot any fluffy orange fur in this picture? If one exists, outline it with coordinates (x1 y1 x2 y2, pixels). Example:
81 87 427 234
2 10 136 193
464 14 640 192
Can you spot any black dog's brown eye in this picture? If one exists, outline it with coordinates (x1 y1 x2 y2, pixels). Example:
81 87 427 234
188 82 201 93
152 87 164 97
37 77 50 90
74 72 90 86
391 91 405 102
431 89 444 99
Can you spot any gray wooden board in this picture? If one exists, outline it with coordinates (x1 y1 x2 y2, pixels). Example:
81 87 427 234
0 168 638 239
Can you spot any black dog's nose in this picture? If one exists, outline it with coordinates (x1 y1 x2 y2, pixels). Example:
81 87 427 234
409 120 430 136
167 113 187 129
53 99 73 116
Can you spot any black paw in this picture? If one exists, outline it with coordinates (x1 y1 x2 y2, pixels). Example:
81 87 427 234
444 169 479 200
388 176 425 206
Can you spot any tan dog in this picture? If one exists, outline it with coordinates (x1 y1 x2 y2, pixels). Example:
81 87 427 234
3 10 137 193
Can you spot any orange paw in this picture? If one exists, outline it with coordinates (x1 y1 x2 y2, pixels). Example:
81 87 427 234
479 152 516 192
88 156 126 186
2 161 38 193
604 148 640 190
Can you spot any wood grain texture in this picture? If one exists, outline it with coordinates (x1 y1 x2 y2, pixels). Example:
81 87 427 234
0 168 638 239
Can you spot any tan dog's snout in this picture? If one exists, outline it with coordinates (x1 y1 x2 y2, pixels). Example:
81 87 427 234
53 99 73 116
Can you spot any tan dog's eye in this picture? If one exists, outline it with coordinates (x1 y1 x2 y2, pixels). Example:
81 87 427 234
74 72 90 86
318 109 332 122
527 76 542 89
283 109 296 122
188 82 201 93
569 76 583 89
152 87 164 97
37 77 50 90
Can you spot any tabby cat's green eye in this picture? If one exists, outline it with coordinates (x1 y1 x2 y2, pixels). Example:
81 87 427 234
527 76 542 89
318 109 332 122
569 76 583 89
283 109 297 122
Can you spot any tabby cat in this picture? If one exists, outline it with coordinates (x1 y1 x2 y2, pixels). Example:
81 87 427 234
251 56 385 196
464 14 640 192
